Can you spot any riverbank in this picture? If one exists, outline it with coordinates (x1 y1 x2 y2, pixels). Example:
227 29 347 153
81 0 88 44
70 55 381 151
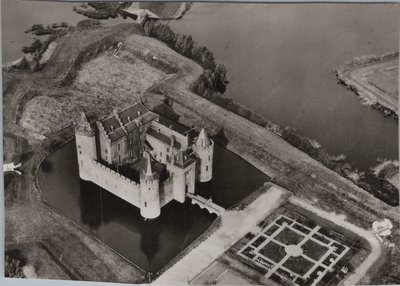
335 52 399 117
3 22 398 283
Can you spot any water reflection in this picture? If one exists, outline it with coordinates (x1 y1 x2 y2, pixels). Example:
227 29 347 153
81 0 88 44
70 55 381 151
40 141 269 272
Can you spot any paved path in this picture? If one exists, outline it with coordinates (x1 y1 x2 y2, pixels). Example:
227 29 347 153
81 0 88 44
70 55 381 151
289 196 382 286
153 184 291 284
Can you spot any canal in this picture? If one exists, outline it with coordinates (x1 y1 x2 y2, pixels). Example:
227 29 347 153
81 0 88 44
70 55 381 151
38 141 269 272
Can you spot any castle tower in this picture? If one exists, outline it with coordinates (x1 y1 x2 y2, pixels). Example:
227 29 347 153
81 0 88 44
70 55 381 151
75 112 97 181
194 128 214 182
140 155 161 219
167 150 196 203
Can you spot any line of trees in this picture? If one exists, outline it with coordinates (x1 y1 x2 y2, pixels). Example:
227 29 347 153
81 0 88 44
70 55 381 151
281 127 399 206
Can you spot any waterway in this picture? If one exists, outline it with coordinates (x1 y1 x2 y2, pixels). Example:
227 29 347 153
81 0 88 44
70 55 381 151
2 2 398 173
38 141 268 272
169 3 399 173
3 0 399 271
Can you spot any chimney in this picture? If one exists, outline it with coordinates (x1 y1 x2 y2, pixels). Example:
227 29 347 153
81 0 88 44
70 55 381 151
137 111 141 117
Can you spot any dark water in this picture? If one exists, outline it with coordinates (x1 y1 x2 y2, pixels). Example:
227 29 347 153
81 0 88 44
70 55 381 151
170 3 399 172
38 141 268 272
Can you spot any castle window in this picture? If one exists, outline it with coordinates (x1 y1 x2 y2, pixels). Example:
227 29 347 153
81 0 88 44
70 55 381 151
208 155 211 161
118 144 121 151
167 148 170 152
167 155 170 161
119 155 121 164
206 165 209 171
160 151 162 157
105 149 108 154
79 151 82 155
81 161 83 167
144 202 147 207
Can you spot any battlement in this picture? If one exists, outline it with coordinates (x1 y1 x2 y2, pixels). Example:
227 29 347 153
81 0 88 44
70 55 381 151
91 160 139 187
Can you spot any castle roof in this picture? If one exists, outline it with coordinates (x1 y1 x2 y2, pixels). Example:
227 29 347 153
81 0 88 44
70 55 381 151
141 155 159 181
147 128 181 150
196 128 211 148
76 111 94 135
99 103 158 142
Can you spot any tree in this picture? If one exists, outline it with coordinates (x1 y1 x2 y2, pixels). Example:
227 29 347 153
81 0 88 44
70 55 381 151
5 255 25 278
213 64 228 93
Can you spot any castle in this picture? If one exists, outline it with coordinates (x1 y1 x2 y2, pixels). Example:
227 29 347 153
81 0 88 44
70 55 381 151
75 102 214 219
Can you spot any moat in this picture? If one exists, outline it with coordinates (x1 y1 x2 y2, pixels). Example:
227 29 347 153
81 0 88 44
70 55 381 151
38 141 269 272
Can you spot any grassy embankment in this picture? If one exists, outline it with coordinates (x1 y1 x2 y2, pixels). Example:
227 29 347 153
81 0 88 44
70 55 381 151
119 32 399 284
144 22 399 207
5 22 399 284
335 52 399 118
3 23 149 283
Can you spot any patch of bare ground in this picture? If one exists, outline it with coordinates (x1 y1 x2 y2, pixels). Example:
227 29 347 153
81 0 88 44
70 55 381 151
74 50 166 97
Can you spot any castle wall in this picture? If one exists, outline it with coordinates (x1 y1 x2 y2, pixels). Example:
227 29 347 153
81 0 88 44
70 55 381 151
111 137 129 165
167 162 196 203
98 127 112 164
160 178 174 207
86 159 141 208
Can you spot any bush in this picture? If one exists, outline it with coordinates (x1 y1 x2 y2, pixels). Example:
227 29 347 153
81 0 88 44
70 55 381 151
5 255 25 278
76 19 102 30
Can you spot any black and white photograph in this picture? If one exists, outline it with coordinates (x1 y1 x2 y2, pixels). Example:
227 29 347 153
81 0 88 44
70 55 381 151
1 1 399 285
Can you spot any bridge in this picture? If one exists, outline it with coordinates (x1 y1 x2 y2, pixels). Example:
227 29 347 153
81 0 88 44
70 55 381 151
186 193 225 216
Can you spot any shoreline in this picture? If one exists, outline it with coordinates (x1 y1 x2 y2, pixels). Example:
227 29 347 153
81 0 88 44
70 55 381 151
335 52 399 118
3 23 398 283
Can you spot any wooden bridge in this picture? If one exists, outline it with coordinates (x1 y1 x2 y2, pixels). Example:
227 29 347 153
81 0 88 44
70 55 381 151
186 193 225 216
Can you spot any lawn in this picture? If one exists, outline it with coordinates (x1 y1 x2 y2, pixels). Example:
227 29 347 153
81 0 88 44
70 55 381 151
274 227 304 245
282 256 314 276
259 241 286 263
302 240 328 261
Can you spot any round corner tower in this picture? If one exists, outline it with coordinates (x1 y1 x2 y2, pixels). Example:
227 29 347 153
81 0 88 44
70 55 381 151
140 156 161 219
75 112 96 181
194 128 214 182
